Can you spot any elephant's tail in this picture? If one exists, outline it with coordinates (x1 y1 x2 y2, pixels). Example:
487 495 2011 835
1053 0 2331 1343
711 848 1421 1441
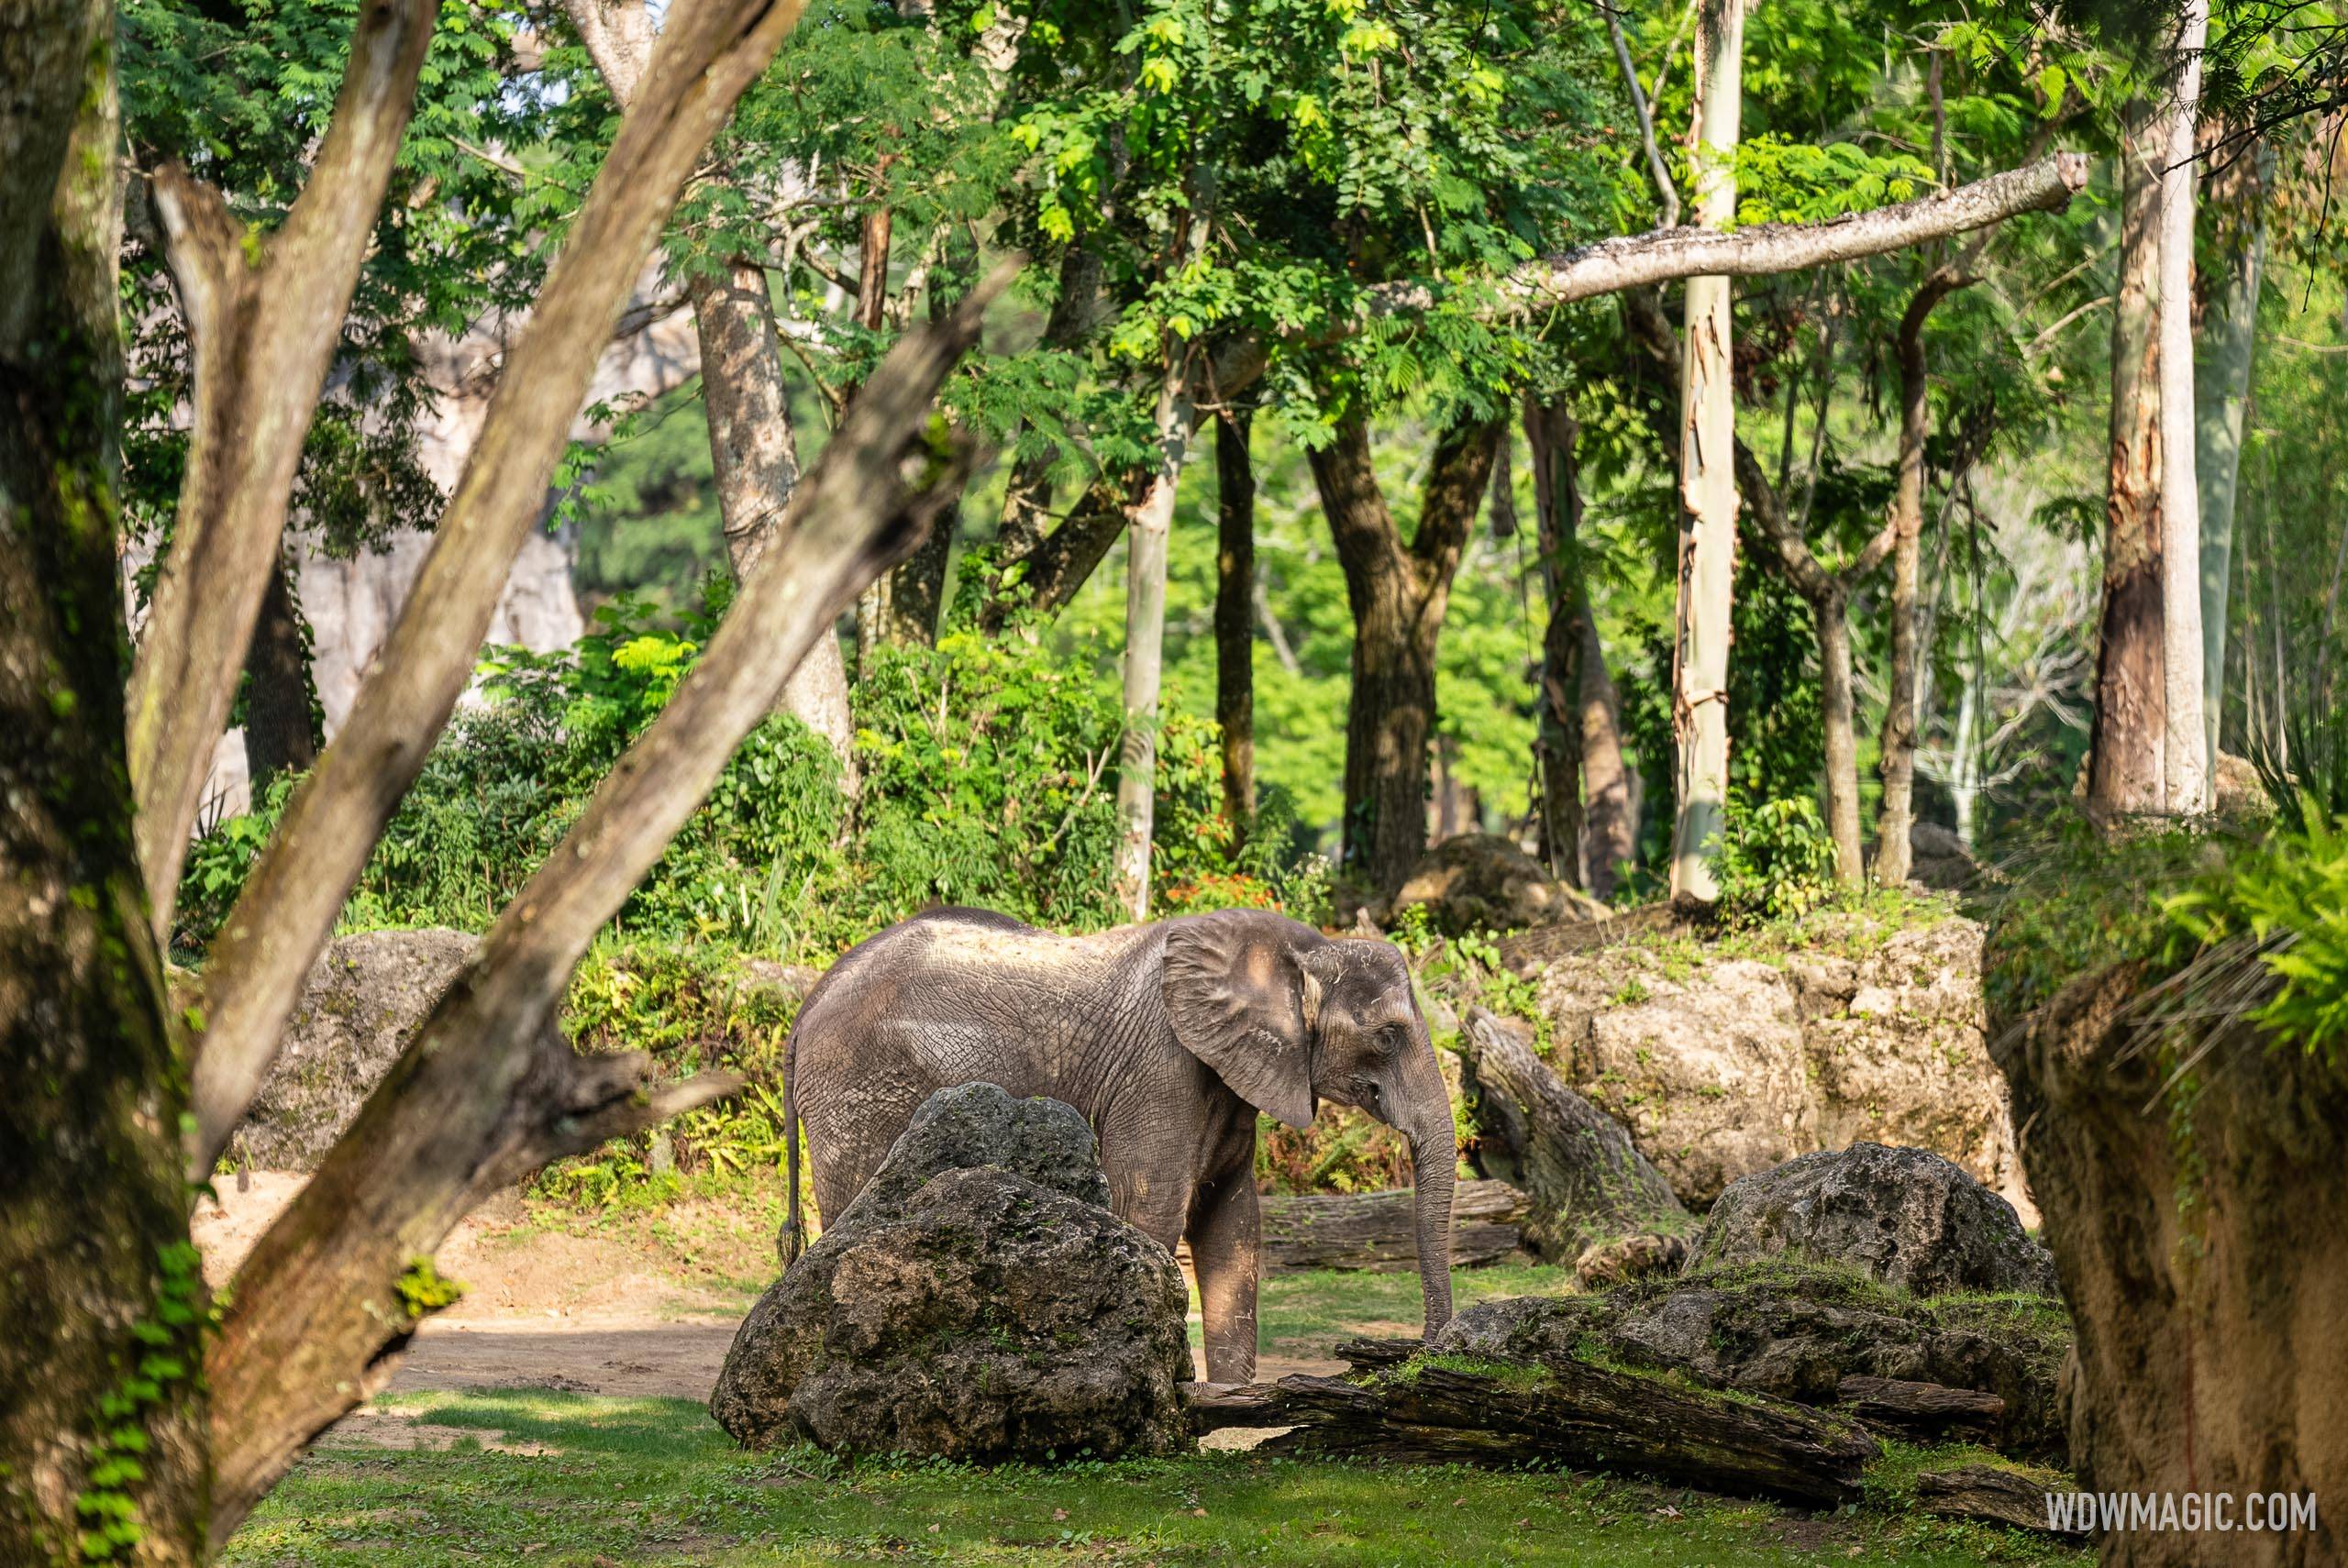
781 1017 806 1268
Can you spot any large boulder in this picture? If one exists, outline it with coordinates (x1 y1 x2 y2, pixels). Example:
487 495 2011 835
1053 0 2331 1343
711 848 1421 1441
231 928 479 1169
1687 1143 2057 1297
709 1084 1191 1462
1389 834 1601 935
1523 912 2032 1218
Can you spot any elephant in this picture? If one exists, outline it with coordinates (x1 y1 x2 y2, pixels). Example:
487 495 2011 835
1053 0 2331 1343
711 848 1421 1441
781 905 1456 1385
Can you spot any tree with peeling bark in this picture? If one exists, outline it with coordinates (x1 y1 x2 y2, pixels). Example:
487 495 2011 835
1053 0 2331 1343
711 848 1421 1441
1667 0 1746 906
0 2 1003 1555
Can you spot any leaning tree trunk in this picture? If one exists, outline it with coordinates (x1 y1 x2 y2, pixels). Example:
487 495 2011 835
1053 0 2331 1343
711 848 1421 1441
2195 133 2266 767
1990 961 2346 1567
1668 0 1746 905
1310 416 1501 896
1875 270 1966 887
1454 1009 1687 1260
1214 407 1257 839
1525 400 1587 888
241 546 322 794
2157 0 2210 814
2088 102 2167 817
0 12 208 1557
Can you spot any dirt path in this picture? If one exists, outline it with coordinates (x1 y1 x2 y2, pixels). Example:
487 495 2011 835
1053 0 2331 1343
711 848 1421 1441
194 1175 1340 1407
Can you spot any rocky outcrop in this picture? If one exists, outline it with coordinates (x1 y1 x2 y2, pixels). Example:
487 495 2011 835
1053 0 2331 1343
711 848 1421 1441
1687 1143 2056 1297
1387 834 1604 935
229 929 480 1169
231 933 817 1171
709 1084 1191 1462
1521 913 2031 1218
1906 823 1979 891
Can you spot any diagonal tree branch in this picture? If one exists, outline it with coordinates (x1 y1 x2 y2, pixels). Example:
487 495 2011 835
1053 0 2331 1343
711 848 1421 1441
183 0 810 1178
203 275 1000 1543
125 0 439 933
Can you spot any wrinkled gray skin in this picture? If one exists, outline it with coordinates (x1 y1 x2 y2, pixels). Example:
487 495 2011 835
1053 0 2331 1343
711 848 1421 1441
790 906 1456 1384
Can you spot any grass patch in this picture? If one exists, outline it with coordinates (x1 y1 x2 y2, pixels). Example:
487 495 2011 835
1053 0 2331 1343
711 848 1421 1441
226 1390 2092 1567
1246 1263 1575 1361
1862 1441 2075 1510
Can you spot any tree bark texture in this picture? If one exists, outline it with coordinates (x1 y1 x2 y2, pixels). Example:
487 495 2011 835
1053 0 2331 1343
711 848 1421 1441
2088 105 2168 818
1113 354 1196 920
1874 271 1967 887
2195 135 2265 767
568 15 858 785
1524 401 1587 888
1257 1360 1877 1507
1667 0 1745 905
1453 1008 1687 1260
124 0 439 934
0 10 209 1557
1309 415 1502 896
2157 1 2210 814
1989 963 2348 1567
1214 408 1257 838
184 0 811 1179
240 547 322 794
205 282 993 1543
1253 1180 1529 1274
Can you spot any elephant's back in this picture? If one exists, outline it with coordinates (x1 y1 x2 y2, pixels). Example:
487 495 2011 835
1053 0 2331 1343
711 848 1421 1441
792 910 1162 1120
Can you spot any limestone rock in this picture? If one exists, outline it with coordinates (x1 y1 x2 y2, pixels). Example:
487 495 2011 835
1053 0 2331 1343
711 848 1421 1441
231 928 480 1169
709 1085 1191 1463
1529 913 2032 1220
1687 1143 2057 1298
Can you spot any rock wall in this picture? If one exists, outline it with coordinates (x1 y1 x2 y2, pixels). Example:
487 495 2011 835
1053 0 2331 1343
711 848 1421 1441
1523 915 2032 1221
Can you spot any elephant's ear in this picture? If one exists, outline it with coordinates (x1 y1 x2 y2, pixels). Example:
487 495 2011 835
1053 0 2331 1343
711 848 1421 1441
1161 910 1322 1129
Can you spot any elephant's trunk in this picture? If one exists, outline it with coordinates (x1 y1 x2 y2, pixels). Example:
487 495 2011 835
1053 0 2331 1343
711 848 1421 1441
1405 1078 1456 1339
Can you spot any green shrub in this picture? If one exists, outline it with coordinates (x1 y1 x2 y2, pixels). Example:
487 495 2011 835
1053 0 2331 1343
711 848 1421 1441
176 599 1330 963
1712 793 1841 922
2163 799 2348 1066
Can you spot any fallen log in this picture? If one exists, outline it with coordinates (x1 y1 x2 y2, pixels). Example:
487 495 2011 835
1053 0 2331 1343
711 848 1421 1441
1836 1375 2006 1441
1455 1007 1688 1261
1259 1360 1879 1507
1259 1179 1530 1273
1181 1382 1287 1434
1915 1465 2082 1535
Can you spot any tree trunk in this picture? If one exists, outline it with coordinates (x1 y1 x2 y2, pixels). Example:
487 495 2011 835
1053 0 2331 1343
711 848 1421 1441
1 16 208 1556
1875 273 1965 886
1668 0 1746 906
852 203 901 667
1112 355 1195 920
1455 1009 1687 1260
2195 135 2265 767
1578 614 1638 901
1990 963 2346 1568
1814 587 1865 883
2088 105 2168 817
1214 407 1257 839
2157 1 2210 814
1524 401 1587 887
241 546 322 794
1310 415 1501 896
686 260 858 787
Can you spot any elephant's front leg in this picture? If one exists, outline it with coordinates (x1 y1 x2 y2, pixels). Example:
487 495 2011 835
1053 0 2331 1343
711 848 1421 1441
1186 1165 1261 1386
